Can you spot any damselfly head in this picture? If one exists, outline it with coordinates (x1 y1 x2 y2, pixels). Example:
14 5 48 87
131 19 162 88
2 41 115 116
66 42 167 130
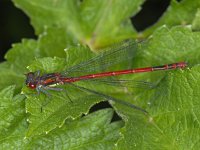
25 72 37 89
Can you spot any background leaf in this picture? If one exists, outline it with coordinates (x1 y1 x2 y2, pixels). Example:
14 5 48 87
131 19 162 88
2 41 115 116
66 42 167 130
143 0 200 36
192 9 200 31
13 0 145 49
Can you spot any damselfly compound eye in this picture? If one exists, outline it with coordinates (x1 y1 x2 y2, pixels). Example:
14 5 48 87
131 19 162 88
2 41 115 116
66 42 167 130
28 83 37 89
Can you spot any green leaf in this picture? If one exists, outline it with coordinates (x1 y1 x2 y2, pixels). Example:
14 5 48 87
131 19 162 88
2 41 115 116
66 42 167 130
24 88 106 137
12 0 145 49
6 27 73 68
0 62 24 91
192 9 200 31
0 86 27 149
2 27 73 92
12 0 69 35
0 39 38 91
5 39 38 72
133 26 200 72
0 89 123 149
78 0 144 49
27 57 66 73
27 109 123 149
113 26 200 149
143 0 200 36
117 66 200 149
37 27 74 58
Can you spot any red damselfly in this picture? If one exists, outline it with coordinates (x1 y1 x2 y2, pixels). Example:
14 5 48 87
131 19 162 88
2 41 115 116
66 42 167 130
25 40 187 113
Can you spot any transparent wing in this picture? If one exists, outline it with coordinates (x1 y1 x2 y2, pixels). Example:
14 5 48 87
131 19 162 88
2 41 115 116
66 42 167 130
40 78 155 114
66 82 148 114
65 40 145 76
83 78 156 89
